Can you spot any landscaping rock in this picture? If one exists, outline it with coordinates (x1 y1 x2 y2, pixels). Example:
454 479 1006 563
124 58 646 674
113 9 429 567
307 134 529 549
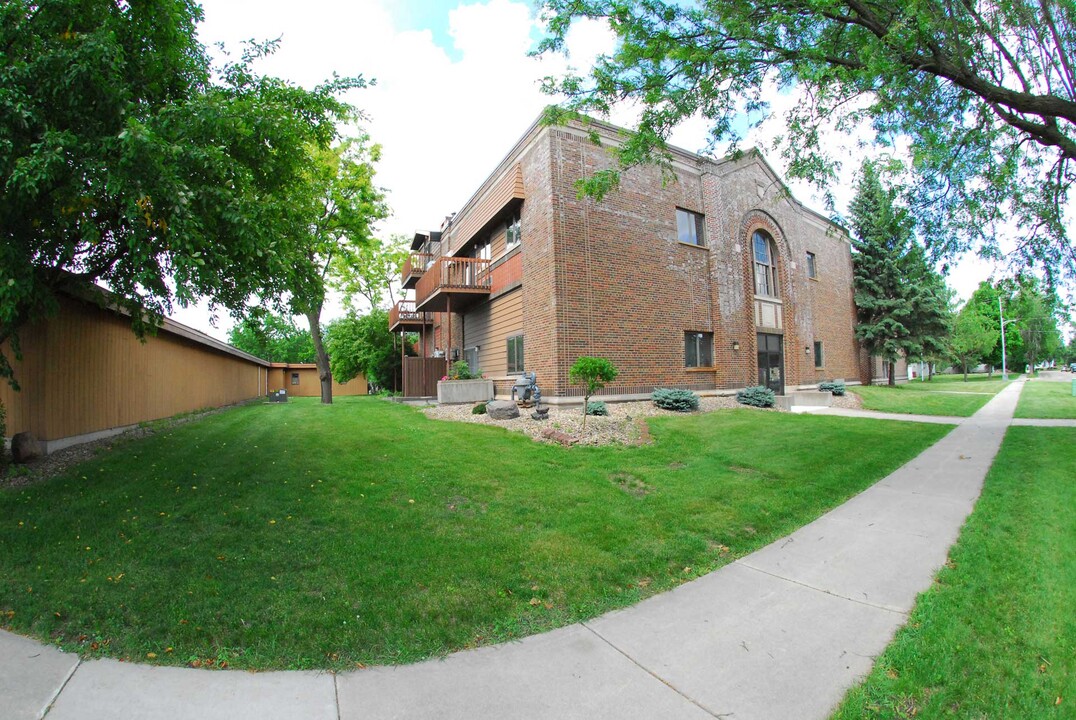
531 406 549 421
486 400 520 420
11 432 42 464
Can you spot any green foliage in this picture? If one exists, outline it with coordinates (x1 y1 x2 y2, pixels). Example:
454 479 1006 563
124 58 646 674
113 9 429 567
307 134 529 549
949 304 997 380
651 389 700 412
569 356 619 428
818 380 845 396
0 0 364 389
1010 277 1063 373
447 361 481 381
472 402 487 415
585 401 609 416
736 386 776 408
538 1 1076 283
324 310 407 392
335 234 410 311
228 312 316 363
850 161 950 384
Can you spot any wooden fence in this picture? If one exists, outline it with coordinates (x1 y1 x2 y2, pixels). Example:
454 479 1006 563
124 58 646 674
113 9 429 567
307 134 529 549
403 357 447 398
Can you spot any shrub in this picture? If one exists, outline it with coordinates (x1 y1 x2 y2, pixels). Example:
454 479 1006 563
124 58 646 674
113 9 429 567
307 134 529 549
736 385 776 408
447 361 481 380
586 401 609 416
569 356 619 429
651 388 700 412
819 380 846 396
472 402 487 415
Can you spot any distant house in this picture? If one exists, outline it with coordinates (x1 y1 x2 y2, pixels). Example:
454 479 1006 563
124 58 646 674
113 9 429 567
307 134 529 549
1 288 366 455
390 114 892 399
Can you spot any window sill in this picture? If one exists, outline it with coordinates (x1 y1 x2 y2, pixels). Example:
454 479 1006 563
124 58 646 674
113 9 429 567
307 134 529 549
686 366 717 372
678 241 708 251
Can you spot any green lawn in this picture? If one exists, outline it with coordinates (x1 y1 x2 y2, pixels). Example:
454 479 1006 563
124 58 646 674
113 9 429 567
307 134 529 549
851 374 1010 417
832 427 1076 719
1 398 949 671
1015 379 1076 419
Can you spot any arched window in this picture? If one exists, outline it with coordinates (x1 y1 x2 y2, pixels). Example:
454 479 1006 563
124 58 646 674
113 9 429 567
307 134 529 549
753 230 779 298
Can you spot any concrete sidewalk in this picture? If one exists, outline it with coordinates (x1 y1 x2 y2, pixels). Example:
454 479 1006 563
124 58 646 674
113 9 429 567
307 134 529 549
2 380 1026 720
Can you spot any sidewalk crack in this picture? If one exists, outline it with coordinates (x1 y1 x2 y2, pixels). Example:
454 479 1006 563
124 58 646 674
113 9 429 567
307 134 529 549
39 656 81 719
734 562 910 616
581 623 724 719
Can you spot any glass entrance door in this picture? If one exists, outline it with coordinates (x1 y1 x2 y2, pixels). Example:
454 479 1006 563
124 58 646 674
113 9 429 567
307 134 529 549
757 333 784 395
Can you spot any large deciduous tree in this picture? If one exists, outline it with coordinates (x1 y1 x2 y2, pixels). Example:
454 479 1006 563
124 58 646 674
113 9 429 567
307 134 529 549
949 304 997 381
334 234 410 312
0 0 359 389
538 0 1076 283
282 137 388 404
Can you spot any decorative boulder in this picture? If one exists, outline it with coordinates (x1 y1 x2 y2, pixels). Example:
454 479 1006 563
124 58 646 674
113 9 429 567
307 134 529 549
11 432 42 464
486 400 521 420
531 405 549 421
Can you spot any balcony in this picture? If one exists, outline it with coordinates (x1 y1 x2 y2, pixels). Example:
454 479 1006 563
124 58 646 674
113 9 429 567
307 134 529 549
414 256 491 313
388 300 432 333
401 253 433 290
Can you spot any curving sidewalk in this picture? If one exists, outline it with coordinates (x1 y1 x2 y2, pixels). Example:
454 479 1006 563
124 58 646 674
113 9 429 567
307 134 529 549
2 380 1026 720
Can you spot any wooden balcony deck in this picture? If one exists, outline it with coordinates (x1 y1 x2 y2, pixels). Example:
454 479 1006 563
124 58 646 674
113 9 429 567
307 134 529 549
388 300 432 333
414 257 491 313
401 253 433 290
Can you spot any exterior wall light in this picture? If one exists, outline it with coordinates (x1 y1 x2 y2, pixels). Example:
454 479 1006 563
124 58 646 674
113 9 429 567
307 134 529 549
805 345 811 355
732 340 741 351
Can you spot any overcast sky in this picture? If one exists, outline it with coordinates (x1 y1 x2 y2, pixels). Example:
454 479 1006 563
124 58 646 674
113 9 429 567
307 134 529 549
171 0 1002 339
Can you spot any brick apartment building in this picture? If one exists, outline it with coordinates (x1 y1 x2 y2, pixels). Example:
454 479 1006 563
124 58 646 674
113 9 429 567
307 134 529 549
390 115 880 401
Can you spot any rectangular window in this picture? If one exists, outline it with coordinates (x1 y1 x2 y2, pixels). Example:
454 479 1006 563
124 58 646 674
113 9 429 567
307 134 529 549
506 213 521 251
685 331 714 368
676 208 705 246
806 251 817 279
291 372 300 386
506 335 524 374
814 341 824 369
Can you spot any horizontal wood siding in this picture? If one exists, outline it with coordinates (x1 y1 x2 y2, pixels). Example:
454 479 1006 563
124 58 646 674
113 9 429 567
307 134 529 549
449 165 524 254
462 288 523 378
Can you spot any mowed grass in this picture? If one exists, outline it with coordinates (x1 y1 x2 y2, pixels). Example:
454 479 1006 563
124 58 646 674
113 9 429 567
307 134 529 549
851 374 1011 417
832 427 1076 719
1015 379 1076 419
0 398 948 671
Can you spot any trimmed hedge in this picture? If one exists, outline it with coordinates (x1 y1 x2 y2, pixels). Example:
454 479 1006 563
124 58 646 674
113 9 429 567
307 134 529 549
736 385 776 408
471 402 487 415
652 388 700 412
586 401 609 416
819 380 846 396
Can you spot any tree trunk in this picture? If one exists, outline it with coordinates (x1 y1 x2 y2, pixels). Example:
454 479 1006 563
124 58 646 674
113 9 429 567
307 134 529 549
887 360 896 386
305 307 332 405
962 363 968 382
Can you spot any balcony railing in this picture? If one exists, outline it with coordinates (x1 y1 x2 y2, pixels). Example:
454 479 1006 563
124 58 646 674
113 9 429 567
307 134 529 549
401 253 433 290
414 256 491 312
388 300 431 332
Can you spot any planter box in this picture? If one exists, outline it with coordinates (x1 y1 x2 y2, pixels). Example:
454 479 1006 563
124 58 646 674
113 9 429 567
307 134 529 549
437 379 495 404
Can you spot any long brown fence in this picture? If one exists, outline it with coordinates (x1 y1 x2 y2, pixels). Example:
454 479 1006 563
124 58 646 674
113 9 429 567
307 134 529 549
403 357 447 398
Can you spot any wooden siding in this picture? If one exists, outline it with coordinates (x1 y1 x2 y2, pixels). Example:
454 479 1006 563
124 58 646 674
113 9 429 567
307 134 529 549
2 296 264 441
448 164 524 254
267 366 368 397
461 288 524 378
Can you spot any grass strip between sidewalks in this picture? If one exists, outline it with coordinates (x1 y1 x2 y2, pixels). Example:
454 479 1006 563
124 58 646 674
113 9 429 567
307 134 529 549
832 426 1076 719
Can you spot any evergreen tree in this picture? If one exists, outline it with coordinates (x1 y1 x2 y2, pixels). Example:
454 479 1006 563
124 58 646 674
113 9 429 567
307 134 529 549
849 161 921 385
